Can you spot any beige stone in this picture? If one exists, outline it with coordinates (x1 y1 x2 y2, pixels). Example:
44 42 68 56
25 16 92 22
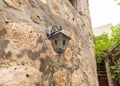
53 68 67 86
52 4 61 16
15 54 34 66
0 0 98 86
31 11 41 24
57 0 62 4
72 69 84 85
64 47 72 61
3 0 21 8
34 59 40 69
4 21 38 49
70 32 76 45
40 53 46 59
64 12 69 19
0 64 40 86
88 78 95 86
40 0 47 4
78 40 81 49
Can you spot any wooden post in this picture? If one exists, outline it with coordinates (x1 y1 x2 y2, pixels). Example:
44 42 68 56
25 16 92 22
105 60 114 86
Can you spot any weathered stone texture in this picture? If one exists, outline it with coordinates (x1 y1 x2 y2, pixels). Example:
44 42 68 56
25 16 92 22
3 0 21 9
5 22 38 49
0 0 98 86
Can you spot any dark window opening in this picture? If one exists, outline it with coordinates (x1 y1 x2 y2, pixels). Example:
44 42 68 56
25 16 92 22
54 40 58 46
62 40 66 46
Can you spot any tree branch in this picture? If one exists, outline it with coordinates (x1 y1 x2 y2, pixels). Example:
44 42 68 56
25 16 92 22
110 42 120 52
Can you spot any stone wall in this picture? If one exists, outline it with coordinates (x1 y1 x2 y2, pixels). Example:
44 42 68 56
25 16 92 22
0 0 98 86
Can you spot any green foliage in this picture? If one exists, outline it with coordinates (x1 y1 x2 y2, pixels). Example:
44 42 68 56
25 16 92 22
110 65 120 84
111 24 120 45
114 0 120 6
117 2 120 5
94 33 110 63
110 24 120 84
94 24 120 84
94 24 120 63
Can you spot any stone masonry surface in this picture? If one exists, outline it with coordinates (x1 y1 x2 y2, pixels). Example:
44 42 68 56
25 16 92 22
0 0 98 86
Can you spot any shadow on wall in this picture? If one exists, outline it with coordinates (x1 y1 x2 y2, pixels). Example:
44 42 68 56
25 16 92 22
69 0 77 9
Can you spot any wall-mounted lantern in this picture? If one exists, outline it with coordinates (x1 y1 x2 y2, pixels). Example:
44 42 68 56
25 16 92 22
46 26 71 55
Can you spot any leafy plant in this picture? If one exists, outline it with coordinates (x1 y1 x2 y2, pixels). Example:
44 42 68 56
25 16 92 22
110 65 120 84
93 24 120 85
94 33 109 62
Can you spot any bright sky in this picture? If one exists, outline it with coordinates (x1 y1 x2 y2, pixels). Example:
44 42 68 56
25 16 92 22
89 0 120 28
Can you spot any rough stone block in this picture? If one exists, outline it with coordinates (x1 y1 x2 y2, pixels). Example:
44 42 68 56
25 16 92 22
3 0 21 8
4 21 38 49
52 4 61 16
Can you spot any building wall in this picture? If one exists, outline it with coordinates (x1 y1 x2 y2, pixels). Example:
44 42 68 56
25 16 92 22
0 0 98 86
93 23 112 36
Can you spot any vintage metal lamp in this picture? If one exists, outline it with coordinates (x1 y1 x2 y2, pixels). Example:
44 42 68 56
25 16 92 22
46 26 71 55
